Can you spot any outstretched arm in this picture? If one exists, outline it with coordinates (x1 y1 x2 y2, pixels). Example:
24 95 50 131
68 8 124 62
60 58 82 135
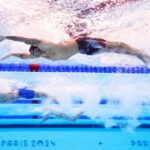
0 35 59 51
0 53 34 61
0 35 42 46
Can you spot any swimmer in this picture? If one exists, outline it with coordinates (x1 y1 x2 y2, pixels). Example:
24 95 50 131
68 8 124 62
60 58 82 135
0 87 83 121
0 88 48 103
0 34 149 64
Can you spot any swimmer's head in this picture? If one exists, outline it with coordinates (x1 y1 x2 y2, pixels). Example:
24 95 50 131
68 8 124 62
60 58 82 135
29 46 42 57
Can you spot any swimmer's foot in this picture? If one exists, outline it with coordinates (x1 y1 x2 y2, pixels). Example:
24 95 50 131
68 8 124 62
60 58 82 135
69 109 83 121
0 53 11 61
137 54 150 64
40 114 49 123
0 36 5 42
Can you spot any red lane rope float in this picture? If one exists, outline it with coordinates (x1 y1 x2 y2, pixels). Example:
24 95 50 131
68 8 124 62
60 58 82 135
30 64 39 72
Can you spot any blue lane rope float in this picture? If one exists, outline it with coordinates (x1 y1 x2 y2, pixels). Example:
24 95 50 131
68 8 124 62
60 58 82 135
0 99 150 106
13 99 41 104
0 63 149 73
0 99 41 104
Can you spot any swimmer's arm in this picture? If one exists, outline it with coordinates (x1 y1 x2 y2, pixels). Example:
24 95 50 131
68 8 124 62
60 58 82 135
1 35 42 46
0 35 63 50
0 53 34 60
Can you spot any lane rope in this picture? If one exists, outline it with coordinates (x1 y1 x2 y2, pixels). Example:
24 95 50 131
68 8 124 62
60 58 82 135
0 63 149 73
0 115 149 120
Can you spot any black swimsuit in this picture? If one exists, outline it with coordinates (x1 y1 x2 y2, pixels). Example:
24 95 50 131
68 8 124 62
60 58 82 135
76 37 106 55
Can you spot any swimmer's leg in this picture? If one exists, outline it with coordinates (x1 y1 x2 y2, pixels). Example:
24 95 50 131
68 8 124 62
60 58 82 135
34 91 48 99
40 109 64 123
41 109 83 123
106 41 150 64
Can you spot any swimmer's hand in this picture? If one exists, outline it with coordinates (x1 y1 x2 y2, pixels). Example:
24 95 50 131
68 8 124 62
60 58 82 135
0 36 6 42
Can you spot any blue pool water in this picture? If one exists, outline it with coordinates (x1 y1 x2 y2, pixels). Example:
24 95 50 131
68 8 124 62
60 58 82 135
0 71 150 150
0 0 150 149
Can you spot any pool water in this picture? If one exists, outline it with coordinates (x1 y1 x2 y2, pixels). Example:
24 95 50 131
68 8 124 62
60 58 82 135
0 0 150 149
